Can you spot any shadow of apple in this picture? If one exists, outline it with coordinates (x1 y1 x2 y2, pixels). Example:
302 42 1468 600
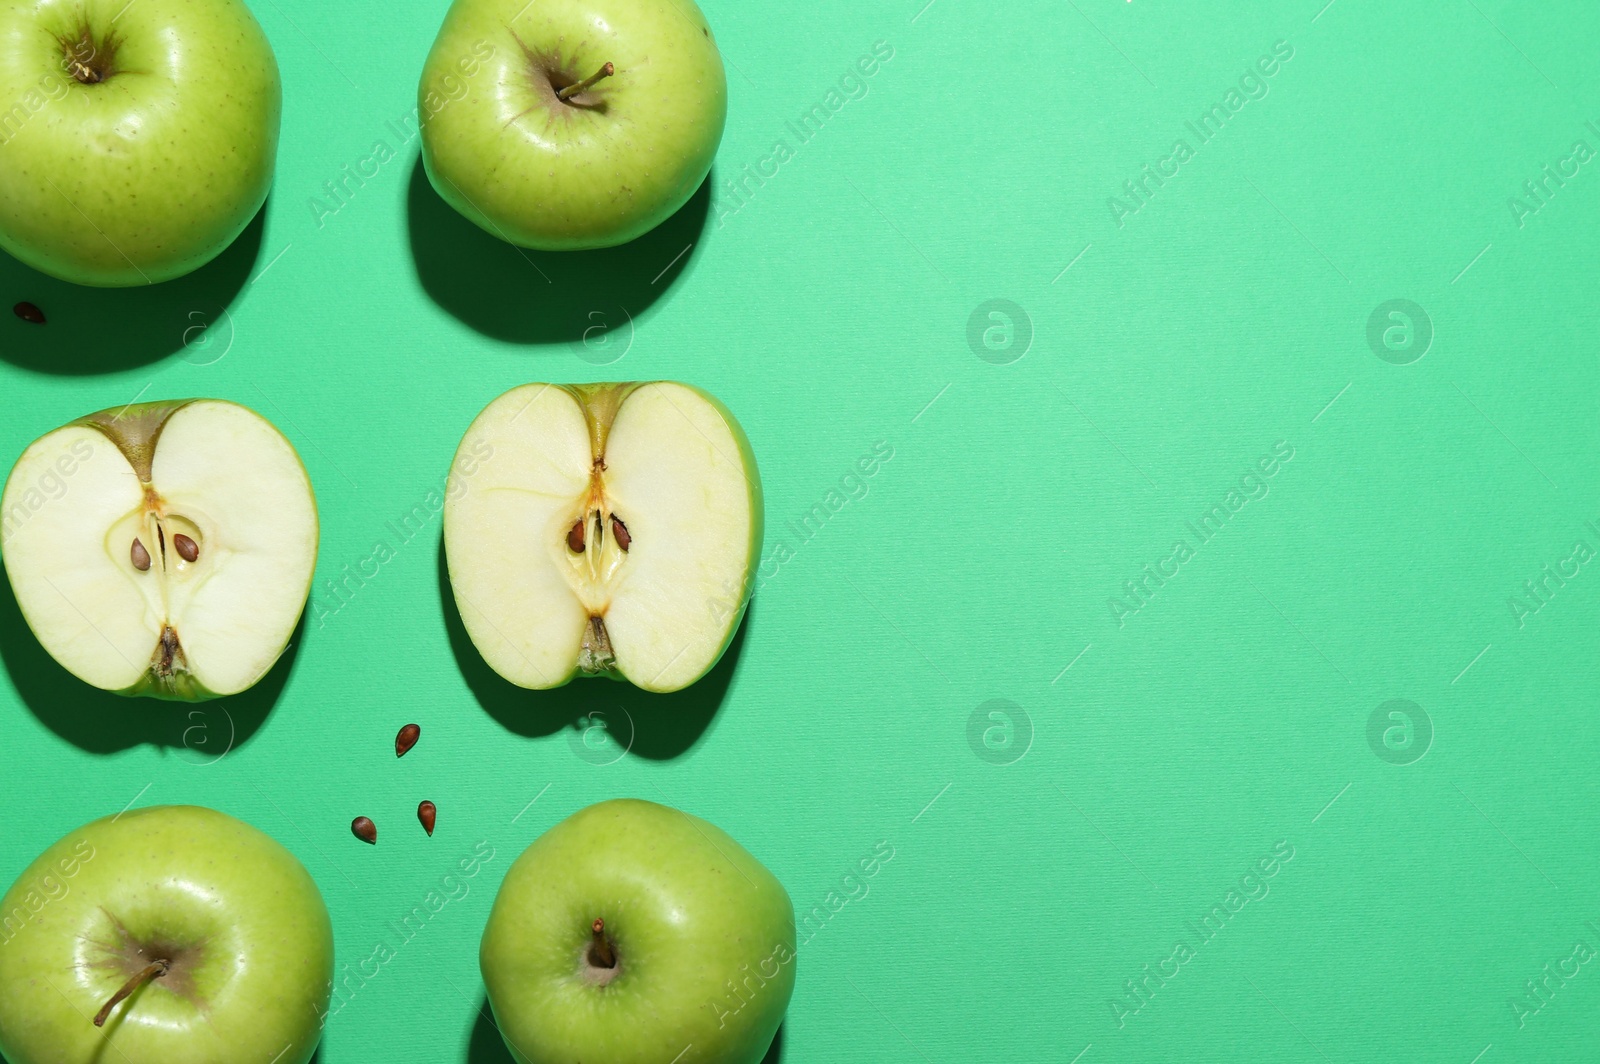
436 537 746 761
468 1001 516 1064
466 997 784 1062
0 560 301 755
0 202 267 375
406 155 712 345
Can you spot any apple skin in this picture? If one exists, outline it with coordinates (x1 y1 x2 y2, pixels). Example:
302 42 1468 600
419 0 726 249
0 805 333 1064
0 0 281 286
482 799 795 1064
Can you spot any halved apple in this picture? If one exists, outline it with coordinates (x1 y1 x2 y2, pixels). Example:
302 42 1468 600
0 400 317 700
444 382 761 694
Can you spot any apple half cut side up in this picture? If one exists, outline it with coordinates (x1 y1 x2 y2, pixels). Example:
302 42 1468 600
444 382 761 694
0 400 318 700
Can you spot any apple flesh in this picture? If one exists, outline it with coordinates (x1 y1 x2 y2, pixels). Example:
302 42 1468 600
481 799 795 1064
444 382 761 694
418 0 726 249
0 805 333 1064
0 0 281 286
1 399 318 699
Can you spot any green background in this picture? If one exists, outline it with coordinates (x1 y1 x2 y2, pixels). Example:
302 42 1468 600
3 0 1599 1060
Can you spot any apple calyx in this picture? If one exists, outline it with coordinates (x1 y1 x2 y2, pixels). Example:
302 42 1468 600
59 21 121 85
556 62 615 101
93 959 170 1027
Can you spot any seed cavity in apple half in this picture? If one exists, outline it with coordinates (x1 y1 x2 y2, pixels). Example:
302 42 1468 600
1 399 318 700
444 382 761 694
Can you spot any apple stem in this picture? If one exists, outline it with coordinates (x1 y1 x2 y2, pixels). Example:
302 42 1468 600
557 62 614 101
93 960 169 1027
589 918 616 968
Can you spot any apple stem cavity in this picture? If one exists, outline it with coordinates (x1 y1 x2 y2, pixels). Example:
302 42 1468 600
556 62 614 101
93 959 169 1027
588 919 617 968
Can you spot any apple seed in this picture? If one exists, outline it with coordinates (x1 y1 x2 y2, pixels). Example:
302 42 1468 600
395 722 421 757
173 533 198 563
610 515 630 552
12 301 44 324
351 816 377 845
418 800 436 836
567 519 586 553
130 538 151 571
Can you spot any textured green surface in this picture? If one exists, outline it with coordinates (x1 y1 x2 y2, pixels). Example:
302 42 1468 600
2 0 1600 1061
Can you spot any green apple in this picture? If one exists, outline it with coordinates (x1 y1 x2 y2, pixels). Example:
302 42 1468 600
418 0 726 250
0 0 281 286
0 805 333 1064
444 382 761 694
1 398 318 700
482 799 795 1064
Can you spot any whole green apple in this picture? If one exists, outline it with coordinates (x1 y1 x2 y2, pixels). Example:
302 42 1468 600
418 0 726 250
482 799 794 1064
0 805 333 1064
0 0 281 286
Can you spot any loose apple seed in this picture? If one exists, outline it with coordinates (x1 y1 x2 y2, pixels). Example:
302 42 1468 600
418 800 436 836
130 538 151 571
12 301 44 324
395 722 421 757
173 533 198 563
351 816 377 845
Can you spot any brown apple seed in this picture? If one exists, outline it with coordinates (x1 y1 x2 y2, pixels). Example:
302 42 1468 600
172 533 198 563
130 538 151 571
610 516 630 552
567 519 586 553
13 302 44 325
351 816 377 845
418 800 436 836
395 723 420 757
